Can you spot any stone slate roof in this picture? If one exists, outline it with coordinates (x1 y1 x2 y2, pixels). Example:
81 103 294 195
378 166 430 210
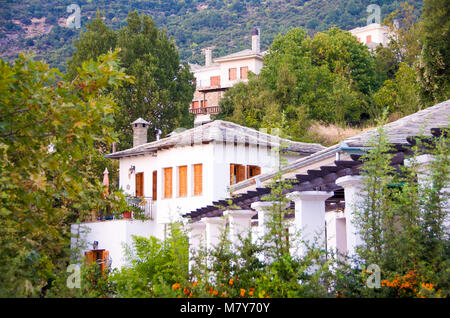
184 127 447 222
344 99 450 147
214 49 264 61
106 120 325 159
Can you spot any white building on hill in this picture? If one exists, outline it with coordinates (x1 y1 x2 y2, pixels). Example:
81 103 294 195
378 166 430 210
71 119 324 269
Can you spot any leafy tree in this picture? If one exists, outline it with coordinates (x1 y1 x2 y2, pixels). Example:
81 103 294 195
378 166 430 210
0 51 131 297
67 11 195 150
374 62 422 116
417 0 450 103
217 27 376 140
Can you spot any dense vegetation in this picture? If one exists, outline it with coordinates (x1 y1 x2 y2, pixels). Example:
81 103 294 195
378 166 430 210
0 51 132 296
216 1 449 144
67 11 195 150
0 0 423 71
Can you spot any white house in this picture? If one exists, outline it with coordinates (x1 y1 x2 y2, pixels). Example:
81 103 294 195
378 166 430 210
71 118 324 269
349 23 392 49
189 28 265 125
185 99 450 264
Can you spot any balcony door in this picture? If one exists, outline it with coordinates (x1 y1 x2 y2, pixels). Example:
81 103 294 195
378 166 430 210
135 172 144 197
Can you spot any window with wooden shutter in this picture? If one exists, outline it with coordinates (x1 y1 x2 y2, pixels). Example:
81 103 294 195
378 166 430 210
230 164 246 185
200 100 208 108
135 172 144 197
193 164 202 196
229 68 237 80
210 76 220 87
366 35 372 43
152 170 157 200
178 166 187 197
247 165 261 178
192 101 199 109
164 167 173 199
240 66 248 79
85 251 95 265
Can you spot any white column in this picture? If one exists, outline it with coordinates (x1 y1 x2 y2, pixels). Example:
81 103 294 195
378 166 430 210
336 175 366 259
286 191 334 257
187 222 206 272
325 211 347 259
223 210 256 246
250 201 276 239
406 154 450 229
201 217 227 251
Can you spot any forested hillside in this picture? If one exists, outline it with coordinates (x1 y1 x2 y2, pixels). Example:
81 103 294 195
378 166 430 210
0 0 423 70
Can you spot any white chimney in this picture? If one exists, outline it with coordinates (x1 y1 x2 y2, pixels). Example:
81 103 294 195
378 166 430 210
204 48 212 66
251 27 260 53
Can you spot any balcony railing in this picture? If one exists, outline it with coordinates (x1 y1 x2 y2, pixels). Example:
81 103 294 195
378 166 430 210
126 196 154 220
189 106 221 115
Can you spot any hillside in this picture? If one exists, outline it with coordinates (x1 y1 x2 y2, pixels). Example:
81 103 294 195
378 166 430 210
0 0 423 70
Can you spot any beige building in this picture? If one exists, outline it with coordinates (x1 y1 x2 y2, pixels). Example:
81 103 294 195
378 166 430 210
349 23 392 49
189 28 265 125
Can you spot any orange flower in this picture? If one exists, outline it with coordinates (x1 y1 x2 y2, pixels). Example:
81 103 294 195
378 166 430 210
221 292 227 297
249 291 254 296
192 281 198 287
213 290 218 296
229 278 234 285
240 289 246 297
172 283 180 291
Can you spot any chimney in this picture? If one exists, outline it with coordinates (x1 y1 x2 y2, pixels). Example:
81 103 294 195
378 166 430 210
155 128 162 141
204 48 212 66
251 27 260 53
131 118 150 147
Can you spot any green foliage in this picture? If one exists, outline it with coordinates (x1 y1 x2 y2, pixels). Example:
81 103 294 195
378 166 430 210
374 62 423 116
110 222 189 297
350 122 449 297
0 51 131 297
0 1 423 71
417 0 450 103
68 12 195 150
217 27 375 140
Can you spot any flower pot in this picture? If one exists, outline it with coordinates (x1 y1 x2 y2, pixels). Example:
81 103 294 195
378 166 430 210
122 211 132 219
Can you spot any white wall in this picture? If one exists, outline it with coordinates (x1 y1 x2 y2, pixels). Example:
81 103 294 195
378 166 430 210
218 57 263 88
193 66 221 88
71 220 159 270
350 24 390 46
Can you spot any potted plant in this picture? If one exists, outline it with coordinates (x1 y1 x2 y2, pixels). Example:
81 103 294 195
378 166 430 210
122 211 132 219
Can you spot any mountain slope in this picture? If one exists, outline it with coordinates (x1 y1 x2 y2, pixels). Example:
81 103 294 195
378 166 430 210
0 0 423 70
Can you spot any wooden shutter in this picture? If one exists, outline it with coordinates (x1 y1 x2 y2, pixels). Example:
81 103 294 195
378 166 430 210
192 101 199 109
135 172 144 197
237 165 246 183
178 166 187 197
230 164 235 185
164 167 173 198
247 165 261 178
366 35 372 43
152 171 157 200
240 66 248 79
101 250 109 274
229 68 237 80
210 76 220 86
194 164 202 196
85 251 95 265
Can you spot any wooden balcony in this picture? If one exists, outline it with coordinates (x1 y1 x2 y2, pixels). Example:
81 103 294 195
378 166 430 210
189 106 221 115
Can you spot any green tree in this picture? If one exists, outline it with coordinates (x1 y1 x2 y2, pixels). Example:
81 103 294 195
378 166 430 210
67 11 195 150
417 0 450 103
373 62 422 116
0 51 131 297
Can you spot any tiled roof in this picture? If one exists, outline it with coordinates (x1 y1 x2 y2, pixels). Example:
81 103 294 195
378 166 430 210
344 99 450 147
106 120 325 159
